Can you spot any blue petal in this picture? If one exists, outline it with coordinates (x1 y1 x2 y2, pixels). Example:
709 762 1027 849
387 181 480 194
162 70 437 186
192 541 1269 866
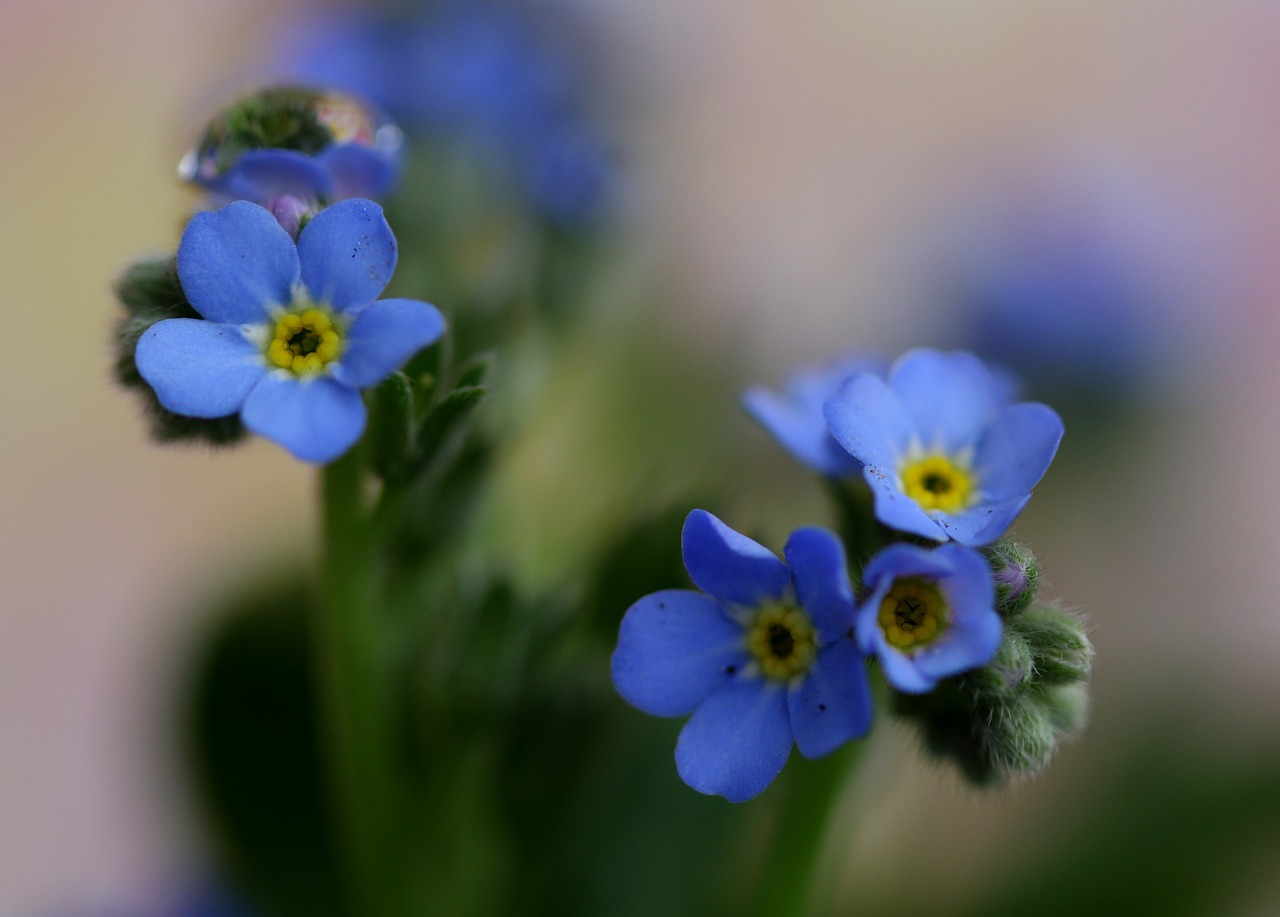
863 467 946 541
935 494 1030 546
297 199 397 311
240 374 366 463
877 644 939 693
783 527 855 642
177 201 300 323
788 639 873 758
135 319 267 417
911 609 1003 680
824 373 914 470
331 299 446 389
611 590 749 717
742 385 861 477
888 349 1001 451
318 144 401 200
933 543 997 611
675 679 792 802
210 149 334 201
681 510 789 607
862 542 955 585
972 402 1064 500
913 545 1001 680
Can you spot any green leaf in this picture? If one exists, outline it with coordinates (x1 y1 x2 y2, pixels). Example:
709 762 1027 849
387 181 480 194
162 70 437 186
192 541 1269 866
184 576 343 916
368 371 415 480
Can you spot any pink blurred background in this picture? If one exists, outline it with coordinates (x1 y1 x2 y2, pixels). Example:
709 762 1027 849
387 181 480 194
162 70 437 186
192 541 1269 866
3 0 1279 912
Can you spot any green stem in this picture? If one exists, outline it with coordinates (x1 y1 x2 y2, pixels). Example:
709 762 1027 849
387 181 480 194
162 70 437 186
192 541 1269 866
317 446 398 916
749 741 864 917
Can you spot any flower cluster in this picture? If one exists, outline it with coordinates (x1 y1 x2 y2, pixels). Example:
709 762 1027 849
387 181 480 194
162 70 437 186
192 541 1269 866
613 348 1089 800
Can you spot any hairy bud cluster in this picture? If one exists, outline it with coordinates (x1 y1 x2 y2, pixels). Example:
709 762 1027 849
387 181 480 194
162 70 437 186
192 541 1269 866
894 540 1092 786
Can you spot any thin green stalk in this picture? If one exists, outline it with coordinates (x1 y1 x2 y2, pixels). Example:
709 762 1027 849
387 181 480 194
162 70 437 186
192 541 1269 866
749 741 864 917
317 446 398 916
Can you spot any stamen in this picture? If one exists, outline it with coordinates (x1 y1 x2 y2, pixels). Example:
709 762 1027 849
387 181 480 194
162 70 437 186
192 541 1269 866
878 577 947 650
747 603 818 681
899 454 976 513
267 303 343 375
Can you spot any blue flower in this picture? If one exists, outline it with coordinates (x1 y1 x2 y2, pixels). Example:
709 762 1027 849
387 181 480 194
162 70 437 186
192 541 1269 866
135 199 444 463
823 348 1062 545
857 542 1001 693
742 354 886 477
611 510 873 802
180 88 404 205
278 2 613 227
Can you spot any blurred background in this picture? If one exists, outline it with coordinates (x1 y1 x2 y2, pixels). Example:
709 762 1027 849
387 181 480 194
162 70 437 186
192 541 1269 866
3 0 1280 913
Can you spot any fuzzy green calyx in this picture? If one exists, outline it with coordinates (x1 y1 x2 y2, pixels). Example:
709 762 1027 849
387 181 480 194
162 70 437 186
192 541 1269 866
982 540 1040 617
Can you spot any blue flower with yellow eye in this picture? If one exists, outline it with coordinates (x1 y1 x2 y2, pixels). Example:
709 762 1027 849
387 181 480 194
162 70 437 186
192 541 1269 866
823 348 1062 546
857 542 1001 693
742 355 885 477
611 510 873 802
135 199 444 463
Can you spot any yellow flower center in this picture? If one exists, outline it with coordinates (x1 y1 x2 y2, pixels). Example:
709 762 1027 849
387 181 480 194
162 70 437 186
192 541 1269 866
899 454 976 514
746 603 818 681
878 577 948 650
267 306 343 376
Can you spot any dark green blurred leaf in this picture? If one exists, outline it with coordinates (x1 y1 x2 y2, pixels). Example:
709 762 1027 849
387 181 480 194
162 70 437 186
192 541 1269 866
183 577 342 917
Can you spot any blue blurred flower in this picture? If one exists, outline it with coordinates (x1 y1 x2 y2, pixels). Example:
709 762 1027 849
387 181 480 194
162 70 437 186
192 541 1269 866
857 542 1000 693
280 1 614 226
136 199 444 463
180 88 404 205
611 510 873 802
823 348 1062 545
742 354 886 477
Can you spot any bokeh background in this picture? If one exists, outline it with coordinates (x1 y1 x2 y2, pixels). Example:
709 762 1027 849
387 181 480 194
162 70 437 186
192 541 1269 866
4 0 1280 913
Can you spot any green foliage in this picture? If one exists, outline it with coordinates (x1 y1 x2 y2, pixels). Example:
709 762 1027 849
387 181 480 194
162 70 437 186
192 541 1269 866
184 577 342 917
949 719 1280 917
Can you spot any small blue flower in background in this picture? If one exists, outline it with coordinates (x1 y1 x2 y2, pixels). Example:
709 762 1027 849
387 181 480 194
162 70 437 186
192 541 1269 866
742 354 886 477
180 88 404 205
857 542 1001 693
824 348 1062 546
278 1 614 227
955 213 1153 398
136 199 444 463
611 510 873 802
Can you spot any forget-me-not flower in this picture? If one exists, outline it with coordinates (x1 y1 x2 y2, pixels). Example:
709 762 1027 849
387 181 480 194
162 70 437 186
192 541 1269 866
823 348 1062 546
136 198 444 463
857 542 1001 693
611 510 873 802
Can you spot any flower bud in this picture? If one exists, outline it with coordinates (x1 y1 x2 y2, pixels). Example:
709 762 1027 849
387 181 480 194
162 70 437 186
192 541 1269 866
1038 682 1090 739
1014 604 1093 686
265 195 314 239
981 540 1040 616
965 630 1034 699
977 694 1058 779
